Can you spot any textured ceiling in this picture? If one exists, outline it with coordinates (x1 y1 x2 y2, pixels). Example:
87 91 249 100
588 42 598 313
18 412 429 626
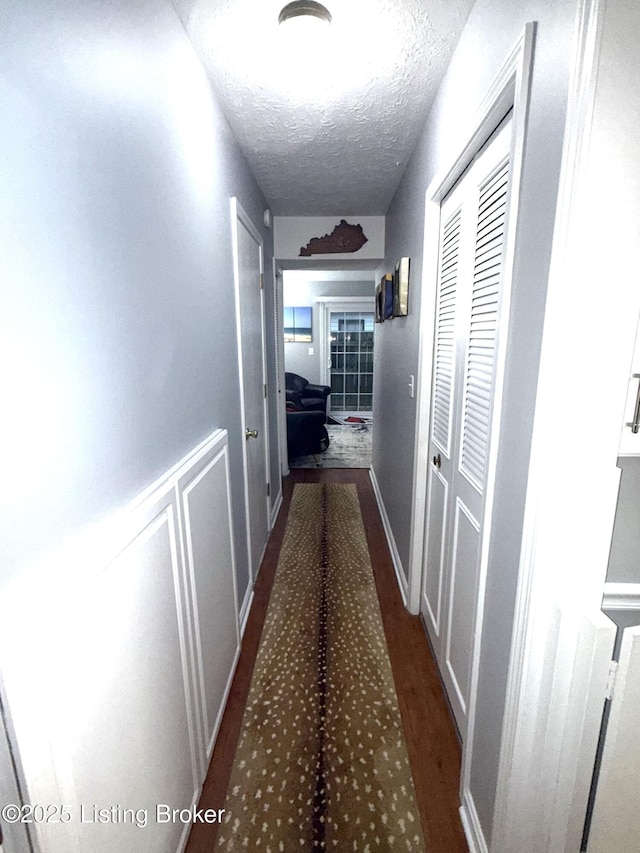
174 0 475 215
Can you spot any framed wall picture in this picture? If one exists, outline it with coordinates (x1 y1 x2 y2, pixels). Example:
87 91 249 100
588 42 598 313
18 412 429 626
283 306 312 342
375 279 384 323
383 272 394 320
393 257 410 317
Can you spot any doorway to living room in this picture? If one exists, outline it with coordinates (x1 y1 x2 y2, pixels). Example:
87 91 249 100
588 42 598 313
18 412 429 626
282 270 375 469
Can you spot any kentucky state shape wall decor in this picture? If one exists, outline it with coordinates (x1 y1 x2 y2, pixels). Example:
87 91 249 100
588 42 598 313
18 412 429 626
299 220 368 256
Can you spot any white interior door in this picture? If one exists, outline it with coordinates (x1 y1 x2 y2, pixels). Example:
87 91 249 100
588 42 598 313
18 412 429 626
421 118 512 736
232 200 270 580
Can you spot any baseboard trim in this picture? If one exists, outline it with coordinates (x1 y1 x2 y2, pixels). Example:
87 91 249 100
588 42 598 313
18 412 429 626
460 788 489 853
239 587 254 638
602 582 640 610
270 489 283 529
206 642 241 762
369 467 408 608
178 787 202 853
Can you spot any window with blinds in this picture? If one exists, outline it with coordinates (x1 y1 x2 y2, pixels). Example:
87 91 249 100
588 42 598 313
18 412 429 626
459 159 509 491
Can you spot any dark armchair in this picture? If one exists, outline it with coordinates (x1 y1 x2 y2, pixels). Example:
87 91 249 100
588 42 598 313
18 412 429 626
286 409 330 462
285 372 331 419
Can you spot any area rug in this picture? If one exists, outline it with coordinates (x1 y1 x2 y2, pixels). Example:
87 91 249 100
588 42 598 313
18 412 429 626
290 424 372 469
216 484 425 851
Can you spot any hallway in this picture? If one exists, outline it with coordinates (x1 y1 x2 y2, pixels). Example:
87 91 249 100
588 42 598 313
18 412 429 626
185 469 467 852
3 2 640 851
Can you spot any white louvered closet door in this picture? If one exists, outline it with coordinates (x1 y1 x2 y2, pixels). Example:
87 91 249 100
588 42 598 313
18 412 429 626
421 117 512 737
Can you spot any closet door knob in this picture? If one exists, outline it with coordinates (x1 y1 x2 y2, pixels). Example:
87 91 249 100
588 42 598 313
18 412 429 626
245 429 259 439
433 453 442 469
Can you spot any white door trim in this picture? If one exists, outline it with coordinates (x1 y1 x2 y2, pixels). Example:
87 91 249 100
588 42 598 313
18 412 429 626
492 1 604 847
493 0 640 849
408 23 535 842
273 262 289 479
230 197 270 582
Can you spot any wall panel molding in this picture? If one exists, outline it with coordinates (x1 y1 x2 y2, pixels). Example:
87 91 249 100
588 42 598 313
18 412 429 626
176 436 240 769
0 429 239 853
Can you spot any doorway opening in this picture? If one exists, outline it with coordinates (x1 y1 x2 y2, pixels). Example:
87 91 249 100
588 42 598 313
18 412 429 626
281 270 375 469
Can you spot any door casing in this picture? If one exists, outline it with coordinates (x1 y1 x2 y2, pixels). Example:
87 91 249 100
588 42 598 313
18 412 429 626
491 1 640 849
273 262 289 478
231 198 271 594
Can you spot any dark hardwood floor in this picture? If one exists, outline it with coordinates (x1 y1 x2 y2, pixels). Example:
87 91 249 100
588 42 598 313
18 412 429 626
186 468 468 852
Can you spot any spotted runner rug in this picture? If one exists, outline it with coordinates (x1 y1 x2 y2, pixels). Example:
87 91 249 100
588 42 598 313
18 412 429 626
290 424 373 469
216 483 425 851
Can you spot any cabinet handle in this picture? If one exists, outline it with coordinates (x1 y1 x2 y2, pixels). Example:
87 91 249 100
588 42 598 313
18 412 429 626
632 375 640 434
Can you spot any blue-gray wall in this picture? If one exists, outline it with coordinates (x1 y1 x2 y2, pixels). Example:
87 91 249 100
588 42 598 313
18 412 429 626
0 0 276 610
374 0 578 840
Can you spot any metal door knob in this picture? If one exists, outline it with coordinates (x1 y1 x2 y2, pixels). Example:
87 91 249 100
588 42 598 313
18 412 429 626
245 429 259 439
433 453 442 468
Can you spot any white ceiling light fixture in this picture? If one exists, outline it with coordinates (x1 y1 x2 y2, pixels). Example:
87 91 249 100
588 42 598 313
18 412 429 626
275 0 333 92
278 1 332 27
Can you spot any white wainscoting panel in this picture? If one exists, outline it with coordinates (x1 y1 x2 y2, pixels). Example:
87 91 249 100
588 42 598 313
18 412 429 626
445 499 481 729
0 430 239 853
177 438 240 766
423 468 448 638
